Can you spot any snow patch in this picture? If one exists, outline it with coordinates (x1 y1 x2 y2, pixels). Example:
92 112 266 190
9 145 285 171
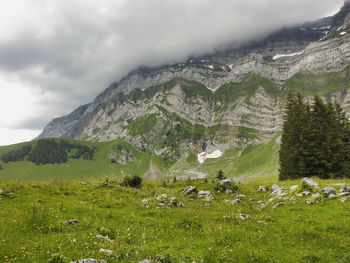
340 31 347 36
273 51 304 60
197 150 223 164
207 65 214 69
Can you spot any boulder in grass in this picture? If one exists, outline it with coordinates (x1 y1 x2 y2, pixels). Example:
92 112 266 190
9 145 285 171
328 194 337 199
64 219 79 225
139 260 151 263
236 214 251 220
220 179 234 186
197 191 214 200
272 184 281 191
183 186 197 195
289 185 299 191
340 185 350 193
311 193 321 200
301 178 319 188
258 186 267 192
322 187 336 197
272 202 283 209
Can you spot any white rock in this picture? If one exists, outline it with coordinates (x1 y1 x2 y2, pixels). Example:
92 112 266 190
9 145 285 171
289 185 299 191
301 178 319 188
178 202 185 208
225 189 233 194
183 186 197 195
235 194 246 199
340 185 350 193
340 198 347 203
272 184 281 191
231 199 241 204
257 200 264 205
236 214 251 220
156 194 167 201
99 248 113 255
296 193 303 198
311 193 321 199
96 235 114 243
139 260 151 263
258 186 267 192
306 200 315 205
273 202 283 209
302 191 311 196
220 179 234 185
268 198 274 203
142 199 150 208
328 194 337 199
337 192 350 197
322 187 336 197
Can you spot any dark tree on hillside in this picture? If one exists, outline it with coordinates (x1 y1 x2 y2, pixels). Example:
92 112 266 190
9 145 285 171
217 169 225 180
279 93 350 180
279 92 308 180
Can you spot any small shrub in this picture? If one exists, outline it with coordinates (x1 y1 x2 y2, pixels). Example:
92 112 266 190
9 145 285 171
301 181 313 193
215 182 238 193
178 218 202 230
123 175 143 188
216 169 226 180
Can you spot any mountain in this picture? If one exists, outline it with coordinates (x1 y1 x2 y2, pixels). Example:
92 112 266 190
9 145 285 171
37 2 350 179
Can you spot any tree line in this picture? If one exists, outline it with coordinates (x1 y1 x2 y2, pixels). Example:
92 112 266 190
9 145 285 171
279 93 350 180
1 139 96 165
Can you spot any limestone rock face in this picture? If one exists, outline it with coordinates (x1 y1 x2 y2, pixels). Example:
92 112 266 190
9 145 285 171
37 5 350 162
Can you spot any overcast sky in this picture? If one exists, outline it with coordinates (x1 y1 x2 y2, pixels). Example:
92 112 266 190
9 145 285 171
0 0 344 146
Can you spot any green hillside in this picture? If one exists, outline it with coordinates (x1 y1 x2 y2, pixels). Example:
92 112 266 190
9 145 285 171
0 136 280 181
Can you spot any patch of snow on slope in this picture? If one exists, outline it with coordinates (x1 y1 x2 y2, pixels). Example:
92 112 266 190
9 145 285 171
340 31 347 36
273 51 304 60
197 150 223 164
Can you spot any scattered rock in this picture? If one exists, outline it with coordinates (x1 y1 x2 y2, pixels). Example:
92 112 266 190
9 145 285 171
268 198 274 203
272 202 283 209
178 202 185 208
0 189 3 194
64 219 79 225
328 194 337 199
296 193 303 198
156 194 167 202
302 191 311 196
70 259 106 263
306 200 315 205
225 189 233 194
231 199 241 204
340 198 347 203
258 204 267 210
340 185 350 193
96 235 114 243
99 248 113 255
311 193 321 200
301 177 319 188
322 187 336 197
80 181 87 185
258 186 267 192
272 184 281 191
289 185 299 191
183 186 197 195
257 200 264 205
142 199 150 208
337 192 350 197
139 260 151 263
236 214 251 220
235 194 246 199
220 179 234 185
197 191 214 201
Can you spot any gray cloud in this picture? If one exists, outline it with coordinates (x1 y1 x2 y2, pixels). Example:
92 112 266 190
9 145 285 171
0 0 344 131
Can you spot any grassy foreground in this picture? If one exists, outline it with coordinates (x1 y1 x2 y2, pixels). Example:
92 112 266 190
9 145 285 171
1 177 350 263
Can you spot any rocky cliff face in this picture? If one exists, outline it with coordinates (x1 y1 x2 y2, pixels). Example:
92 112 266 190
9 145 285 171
38 3 350 161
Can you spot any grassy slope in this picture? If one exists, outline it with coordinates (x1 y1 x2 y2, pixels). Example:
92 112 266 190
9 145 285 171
1 179 350 262
0 139 171 181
